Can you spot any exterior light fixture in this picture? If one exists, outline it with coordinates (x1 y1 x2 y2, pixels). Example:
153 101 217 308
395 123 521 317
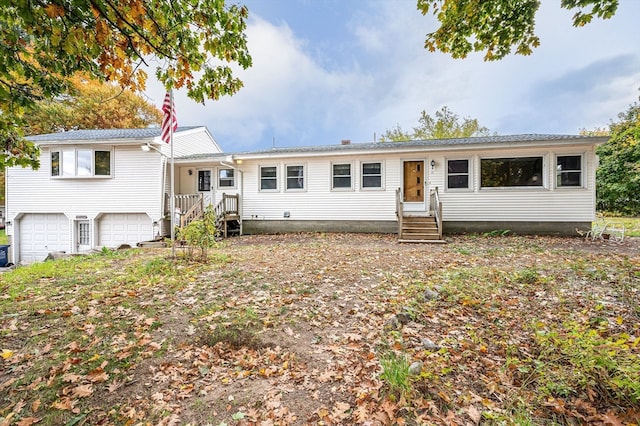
430 159 436 170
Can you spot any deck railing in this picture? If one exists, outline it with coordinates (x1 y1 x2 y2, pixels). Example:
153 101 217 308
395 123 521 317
395 188 404 237
430 187 443 240
180 194 204 228
214 193 240 238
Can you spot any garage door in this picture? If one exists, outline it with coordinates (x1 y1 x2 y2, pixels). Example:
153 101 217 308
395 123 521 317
19 213 70 264
98 213 152 248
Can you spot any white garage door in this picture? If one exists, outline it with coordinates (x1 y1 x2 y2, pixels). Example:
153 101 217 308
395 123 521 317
98 213 152 248
19 213 70 264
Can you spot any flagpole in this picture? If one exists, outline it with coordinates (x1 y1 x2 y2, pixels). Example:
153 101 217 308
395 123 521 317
169 89 176 257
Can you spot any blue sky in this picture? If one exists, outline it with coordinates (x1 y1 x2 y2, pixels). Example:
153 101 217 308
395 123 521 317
147 0 640 152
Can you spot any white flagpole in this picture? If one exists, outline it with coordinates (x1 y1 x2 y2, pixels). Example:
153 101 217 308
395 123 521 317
169 89 176 257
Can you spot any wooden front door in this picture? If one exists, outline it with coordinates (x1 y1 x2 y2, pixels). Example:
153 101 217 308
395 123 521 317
403 161 425 203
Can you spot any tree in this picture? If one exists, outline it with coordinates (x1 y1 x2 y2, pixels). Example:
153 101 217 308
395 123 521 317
24 74 162 135
1 0 252 169
417 0 619 61
596 99 640 215
380 106 491 141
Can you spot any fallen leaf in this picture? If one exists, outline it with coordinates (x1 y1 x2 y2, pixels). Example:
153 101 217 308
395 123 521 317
466 405 481 424
1 349 14 359
16 417 40 426
72 384 93 398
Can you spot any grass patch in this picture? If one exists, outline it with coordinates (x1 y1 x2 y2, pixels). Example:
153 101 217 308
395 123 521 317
379 351 412 400
0 228 7 244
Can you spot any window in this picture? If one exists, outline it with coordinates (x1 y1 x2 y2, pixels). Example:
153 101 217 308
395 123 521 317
94 151 111 176
198 170 211 192
51 152 60 176
51 149 112 178
332 163 352 189
260 166 278 191
556 155 582 187
362 162 383 189
218 168 235 188
286 165 305 190
481 157 543 188
447 159 469 189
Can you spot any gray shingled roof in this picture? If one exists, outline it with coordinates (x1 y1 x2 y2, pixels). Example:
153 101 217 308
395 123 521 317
26 127 201 142
178 133 605 160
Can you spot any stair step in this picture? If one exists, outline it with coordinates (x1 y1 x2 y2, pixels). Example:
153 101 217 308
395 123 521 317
399 215 442 243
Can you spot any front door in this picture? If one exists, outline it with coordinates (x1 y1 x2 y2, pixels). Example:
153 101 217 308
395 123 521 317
76 220 91 252
197 169 214 206
403 161 425 203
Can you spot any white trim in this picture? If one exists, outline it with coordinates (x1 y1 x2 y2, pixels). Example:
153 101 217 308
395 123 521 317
259 164 279 192
360 160 385 190
50 147 114 179
216 167 237 190
479 154 548 190
445 157 473 192
554 153 586 189
285 163 306 192
330 161 354 191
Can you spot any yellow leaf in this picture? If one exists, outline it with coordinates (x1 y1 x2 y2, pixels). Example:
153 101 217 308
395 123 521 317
87 353 101 362
1 349 13 359
616 316 623 325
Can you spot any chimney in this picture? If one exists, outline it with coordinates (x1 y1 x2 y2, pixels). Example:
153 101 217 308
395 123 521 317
341 139 351 145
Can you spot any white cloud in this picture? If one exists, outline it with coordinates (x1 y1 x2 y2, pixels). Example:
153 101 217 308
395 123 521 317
145 0 640 151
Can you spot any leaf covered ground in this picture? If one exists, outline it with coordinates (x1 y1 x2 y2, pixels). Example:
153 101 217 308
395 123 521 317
1 233 639 425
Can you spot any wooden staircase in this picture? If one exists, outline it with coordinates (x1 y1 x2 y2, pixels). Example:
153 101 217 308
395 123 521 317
396 187 446 244
399 216 443 242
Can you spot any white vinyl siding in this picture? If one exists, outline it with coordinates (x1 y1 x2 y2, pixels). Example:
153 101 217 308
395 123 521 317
241 156 398 222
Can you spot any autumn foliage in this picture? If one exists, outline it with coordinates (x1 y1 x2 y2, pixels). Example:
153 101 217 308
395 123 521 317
1 234 639 425
1 0 251 168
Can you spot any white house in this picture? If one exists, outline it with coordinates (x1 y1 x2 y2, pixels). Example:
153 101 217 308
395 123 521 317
179 134 607 238
5 131 607 264
4 127 220 264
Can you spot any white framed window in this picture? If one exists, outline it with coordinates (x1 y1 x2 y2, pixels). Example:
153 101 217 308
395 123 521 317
51 148 112 178
556 154 583 188
286 164 305 191
331 163 353 190
361 161 383 189
480 156 544 188
446 159 470 190
259 165 278 191
218 168 236 189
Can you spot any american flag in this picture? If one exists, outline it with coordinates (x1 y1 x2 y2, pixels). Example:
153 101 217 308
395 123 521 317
161 92 177 144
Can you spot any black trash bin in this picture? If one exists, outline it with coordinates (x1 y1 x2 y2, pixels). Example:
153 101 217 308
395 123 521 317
0 245 10 267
